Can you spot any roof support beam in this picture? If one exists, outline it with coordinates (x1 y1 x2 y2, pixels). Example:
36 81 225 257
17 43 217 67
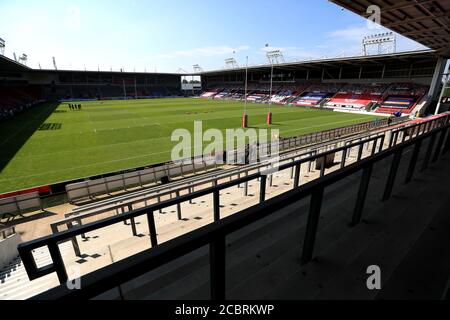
383 12 450 28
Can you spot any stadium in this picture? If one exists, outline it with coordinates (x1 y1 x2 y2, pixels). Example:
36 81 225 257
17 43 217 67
0 0 449 306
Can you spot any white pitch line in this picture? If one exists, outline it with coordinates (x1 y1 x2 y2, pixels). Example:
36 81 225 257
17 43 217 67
0 149 175 182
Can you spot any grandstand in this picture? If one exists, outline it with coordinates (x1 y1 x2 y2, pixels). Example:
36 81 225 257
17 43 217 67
323 83 387 111
0 0 449 304
0 54 182 109
376 83 429 114
198 50 442 116
0 85 43 120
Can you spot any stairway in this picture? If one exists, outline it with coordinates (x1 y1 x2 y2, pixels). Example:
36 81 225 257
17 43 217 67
0 242 74 300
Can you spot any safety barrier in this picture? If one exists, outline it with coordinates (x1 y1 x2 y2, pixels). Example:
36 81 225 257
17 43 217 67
20 114 450 299
0 192 42 224
50 130 387 258
66 155 217 203
64 117 406 204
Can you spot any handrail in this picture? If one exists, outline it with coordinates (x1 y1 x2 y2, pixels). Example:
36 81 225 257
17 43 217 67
62 117 400 197
20 133 386 283
51 134 384 234
0 191 42 222
67 125 384 214
27 116 450 299
62 118 413 221
18 115 448 283
58 121 399 226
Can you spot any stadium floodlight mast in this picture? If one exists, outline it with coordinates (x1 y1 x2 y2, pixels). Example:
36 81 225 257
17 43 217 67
266 49 284 125
225 58 239 69
193 64 203 73
18 54 28 65
362 32 396 55
0 38 5 56
242 56 249 128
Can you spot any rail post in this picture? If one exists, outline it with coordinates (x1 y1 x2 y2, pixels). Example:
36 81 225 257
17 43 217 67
209 235 226 300
351 164 373 227
382 149 403 201
301 186 324 265
146 211 158 247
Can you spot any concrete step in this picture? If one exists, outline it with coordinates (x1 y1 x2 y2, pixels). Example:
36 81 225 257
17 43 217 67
374 186 450 300
263 147 445 300
311 161 447 299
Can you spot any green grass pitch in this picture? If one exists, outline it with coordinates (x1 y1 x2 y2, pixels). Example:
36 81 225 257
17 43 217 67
0 98 382 193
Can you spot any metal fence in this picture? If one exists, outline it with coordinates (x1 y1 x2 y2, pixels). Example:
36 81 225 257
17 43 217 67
61 115 408 224
49 132 387 258
65 156 218 203
18 114 450 299
64 116 406 203
0 192 42 225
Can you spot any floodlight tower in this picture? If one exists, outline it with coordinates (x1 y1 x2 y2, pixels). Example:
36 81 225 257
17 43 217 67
225 58 239 69
193 64 203 73
362 32 396 55
266 49 284 125
18 54 28 65
0 38 5 56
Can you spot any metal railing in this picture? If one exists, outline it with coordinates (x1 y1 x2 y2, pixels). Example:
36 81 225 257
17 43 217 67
64 116 404 216
18 115 450 299
65 156 218 203
63 116 405 203
47 119 401 240
50 132 387 258
0 192 43 225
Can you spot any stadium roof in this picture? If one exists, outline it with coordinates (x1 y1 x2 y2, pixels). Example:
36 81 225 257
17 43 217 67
330 0 450 57
0 54 31 72
0 54 181 76
198 49 438 75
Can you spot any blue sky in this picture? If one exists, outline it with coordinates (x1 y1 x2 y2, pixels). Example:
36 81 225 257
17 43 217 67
0 0 428 73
